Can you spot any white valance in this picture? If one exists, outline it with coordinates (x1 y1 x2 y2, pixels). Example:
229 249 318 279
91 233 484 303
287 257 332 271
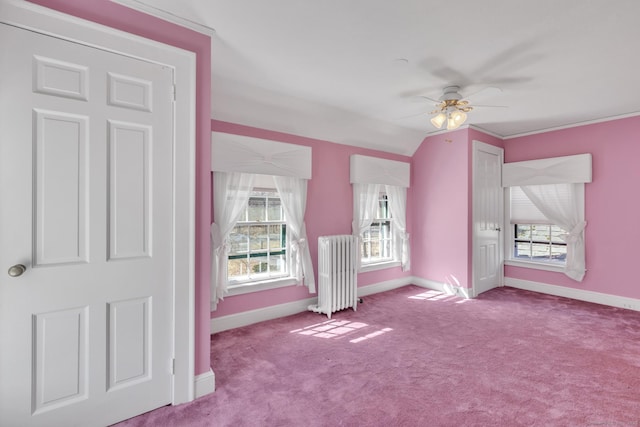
502 153 592 187
211 131 312 179
350 155 410 187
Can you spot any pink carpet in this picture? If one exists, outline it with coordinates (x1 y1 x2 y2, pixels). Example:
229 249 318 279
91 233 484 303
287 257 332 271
114 285 640 426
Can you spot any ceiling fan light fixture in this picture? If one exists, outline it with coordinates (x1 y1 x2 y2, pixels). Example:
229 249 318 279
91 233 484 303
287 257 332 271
430 112 446 129
445 109 467 130
452 110 467 125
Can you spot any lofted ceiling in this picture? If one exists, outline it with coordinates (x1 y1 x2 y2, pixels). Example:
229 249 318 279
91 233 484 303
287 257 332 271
129 0 640 155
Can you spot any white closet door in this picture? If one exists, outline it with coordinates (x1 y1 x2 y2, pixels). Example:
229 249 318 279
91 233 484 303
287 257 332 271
473 141 504 296
0 23 175 427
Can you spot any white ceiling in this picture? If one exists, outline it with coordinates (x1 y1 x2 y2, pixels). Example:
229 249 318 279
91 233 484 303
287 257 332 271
135 0 640 155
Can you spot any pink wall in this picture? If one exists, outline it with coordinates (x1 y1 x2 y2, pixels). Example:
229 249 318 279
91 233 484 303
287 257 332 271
411 128 504 289
210 120 413 318
504 116 640 299
411 130 472 288
28 0 213 376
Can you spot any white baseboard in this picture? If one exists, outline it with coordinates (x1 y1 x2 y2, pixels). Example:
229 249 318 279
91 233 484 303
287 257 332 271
211 296 318 334
411 276 447 293
194 368 215 398
504 277 640 312
357 276 413 297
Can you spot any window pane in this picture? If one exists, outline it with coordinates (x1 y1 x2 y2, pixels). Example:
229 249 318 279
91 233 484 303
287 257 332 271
229 225 249 253
249 256 269 275
362 241 371 258
381 221 391 239
377 198 389 219
370 223 380 241
248 197 266 221
532 225 553 242
270 254 286 274
249 225 268 251
267 197 282 221
550 226 566 243
269 224 283 249
531 243 551 260
228 257 249 279
370 239 380 258
516 224 531 240
381 239 392 258
551 244 567 262
514 242 531 259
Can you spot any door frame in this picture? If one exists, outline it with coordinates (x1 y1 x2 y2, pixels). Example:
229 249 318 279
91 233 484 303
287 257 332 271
0 0 196 404
471 140 504 298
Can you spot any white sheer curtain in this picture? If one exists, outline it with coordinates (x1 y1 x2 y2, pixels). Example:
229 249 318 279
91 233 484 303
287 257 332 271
211 171 255 310
520 183 586 282
351 183 380 237
273 175 316 293
385 185 410 271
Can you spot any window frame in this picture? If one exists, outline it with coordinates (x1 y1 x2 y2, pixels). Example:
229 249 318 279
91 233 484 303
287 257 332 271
503 185 585 273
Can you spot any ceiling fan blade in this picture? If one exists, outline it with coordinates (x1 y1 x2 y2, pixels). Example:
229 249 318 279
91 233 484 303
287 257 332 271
464 86 503 100
472 104 508 108
409 95 441 104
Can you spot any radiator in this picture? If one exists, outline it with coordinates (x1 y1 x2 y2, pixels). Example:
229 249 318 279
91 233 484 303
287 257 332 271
308 235 359 318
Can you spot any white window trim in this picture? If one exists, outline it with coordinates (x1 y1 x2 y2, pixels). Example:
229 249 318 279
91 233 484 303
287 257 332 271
504 259 566 273
503 185 585 272
226 276 299 296
360 260 402 273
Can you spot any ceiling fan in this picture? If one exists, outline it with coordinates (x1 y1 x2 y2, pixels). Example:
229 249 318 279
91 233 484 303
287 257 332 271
418 85 504 131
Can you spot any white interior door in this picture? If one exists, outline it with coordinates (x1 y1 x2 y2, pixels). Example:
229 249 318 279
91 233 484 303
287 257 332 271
0 24 175 427
472 141 504 296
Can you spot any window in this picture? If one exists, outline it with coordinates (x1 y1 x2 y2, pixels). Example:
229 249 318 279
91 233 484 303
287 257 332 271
227 188 288 284
513 224 566 264
361 193 394 265
506 185 584 270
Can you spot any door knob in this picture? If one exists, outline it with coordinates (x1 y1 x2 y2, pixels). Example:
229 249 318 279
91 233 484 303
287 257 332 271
8 264 26 277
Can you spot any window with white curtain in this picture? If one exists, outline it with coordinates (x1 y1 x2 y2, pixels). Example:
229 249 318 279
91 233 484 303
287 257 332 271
350 155 410 272
211 133 315 309
507 184 584 272
361 192 394 265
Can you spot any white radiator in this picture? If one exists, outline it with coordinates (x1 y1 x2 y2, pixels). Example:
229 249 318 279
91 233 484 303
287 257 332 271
309 235 359 318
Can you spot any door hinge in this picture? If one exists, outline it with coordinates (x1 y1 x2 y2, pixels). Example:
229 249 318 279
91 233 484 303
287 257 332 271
171 358 176 375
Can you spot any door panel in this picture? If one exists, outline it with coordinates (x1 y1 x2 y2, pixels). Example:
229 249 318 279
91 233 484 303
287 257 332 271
33 307 89 415
108 120 152 259
34 109 89 266
0 24 175 427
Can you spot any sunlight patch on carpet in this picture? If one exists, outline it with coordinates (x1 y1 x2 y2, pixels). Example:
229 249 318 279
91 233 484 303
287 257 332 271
349 327 393 344
291 319 368 339
290 319 392 343
409 290 459 302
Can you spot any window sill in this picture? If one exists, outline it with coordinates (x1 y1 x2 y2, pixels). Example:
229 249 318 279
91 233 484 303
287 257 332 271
504 259 565 273
226 276 299 296
359 260 401 273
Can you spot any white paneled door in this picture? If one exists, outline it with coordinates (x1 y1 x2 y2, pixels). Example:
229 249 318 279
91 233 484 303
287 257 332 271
0 24 175 426
472 141 504 296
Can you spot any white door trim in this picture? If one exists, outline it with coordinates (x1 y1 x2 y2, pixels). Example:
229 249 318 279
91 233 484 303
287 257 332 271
0 0 196 404
471 140 504 298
